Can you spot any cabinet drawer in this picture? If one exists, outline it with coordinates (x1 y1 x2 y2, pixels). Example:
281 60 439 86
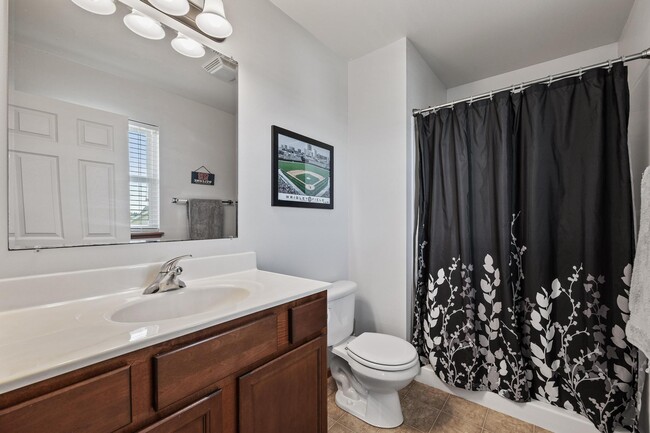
154 315 278 410
290 296 327 344
139 391 222 433
0 366 131 433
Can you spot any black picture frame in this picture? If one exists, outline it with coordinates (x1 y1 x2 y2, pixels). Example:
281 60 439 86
272 126 334 209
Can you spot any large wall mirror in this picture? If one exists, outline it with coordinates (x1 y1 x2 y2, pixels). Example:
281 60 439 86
7 0 238 250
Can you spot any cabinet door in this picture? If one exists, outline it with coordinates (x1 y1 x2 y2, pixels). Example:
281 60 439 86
239 336 327 433
139 391 222 433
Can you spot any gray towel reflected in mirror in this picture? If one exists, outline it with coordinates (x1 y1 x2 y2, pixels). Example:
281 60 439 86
187 199 224 240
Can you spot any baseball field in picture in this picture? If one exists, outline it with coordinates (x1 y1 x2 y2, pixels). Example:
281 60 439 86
272 126 334 209
278 160 330 196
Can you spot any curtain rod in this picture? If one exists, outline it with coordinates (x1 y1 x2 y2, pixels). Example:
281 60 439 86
413 47 650 117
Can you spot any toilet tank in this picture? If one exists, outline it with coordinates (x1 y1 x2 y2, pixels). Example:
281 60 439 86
327 280 357 346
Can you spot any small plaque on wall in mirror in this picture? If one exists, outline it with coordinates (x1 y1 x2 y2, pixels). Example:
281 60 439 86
192 166 215 186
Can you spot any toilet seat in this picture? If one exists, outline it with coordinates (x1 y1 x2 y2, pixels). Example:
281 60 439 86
346 332 419 372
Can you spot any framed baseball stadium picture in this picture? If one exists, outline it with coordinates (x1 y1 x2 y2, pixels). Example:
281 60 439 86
272 126 334 209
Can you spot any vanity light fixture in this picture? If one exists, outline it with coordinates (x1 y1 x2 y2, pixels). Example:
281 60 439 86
71 0 116 15
123 9 166 40
171 32 206 58
196 0 233 39
148 0 190 16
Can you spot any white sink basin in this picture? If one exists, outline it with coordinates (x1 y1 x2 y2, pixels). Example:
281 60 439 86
110 285 250 323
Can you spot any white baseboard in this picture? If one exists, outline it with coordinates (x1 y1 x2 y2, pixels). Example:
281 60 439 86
416 365 629 433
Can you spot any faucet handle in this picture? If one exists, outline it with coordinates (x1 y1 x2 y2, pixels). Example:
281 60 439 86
160 255 192 273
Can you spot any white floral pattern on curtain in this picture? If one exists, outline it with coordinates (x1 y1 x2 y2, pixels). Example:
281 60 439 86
414 218 639 431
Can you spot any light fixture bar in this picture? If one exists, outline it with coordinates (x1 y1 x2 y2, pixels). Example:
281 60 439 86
119 0 234 50
141 0 228 42
148 0 190 16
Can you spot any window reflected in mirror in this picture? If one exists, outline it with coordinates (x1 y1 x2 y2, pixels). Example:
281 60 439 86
129 121 161 238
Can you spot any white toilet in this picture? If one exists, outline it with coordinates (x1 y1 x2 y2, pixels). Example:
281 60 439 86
327 281 420 428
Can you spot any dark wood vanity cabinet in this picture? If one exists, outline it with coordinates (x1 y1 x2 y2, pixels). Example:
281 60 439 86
239 337 327 433
0 291 327 433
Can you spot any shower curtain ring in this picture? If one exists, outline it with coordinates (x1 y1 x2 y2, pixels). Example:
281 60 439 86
547 75 553 87
520 82 524 93
607 59 613 72
489 91 493 101
469 96 473 105
578 67 583 80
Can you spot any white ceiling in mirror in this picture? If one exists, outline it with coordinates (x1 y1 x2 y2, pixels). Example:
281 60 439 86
11 0 236 114
269 0 635 87
71 0 117 15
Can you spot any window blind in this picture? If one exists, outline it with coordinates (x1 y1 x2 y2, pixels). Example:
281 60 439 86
128 121 160 232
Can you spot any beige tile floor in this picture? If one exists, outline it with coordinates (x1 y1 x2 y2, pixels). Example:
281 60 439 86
327 378 555 433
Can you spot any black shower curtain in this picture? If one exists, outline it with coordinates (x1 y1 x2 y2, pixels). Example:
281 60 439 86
412 64 640 433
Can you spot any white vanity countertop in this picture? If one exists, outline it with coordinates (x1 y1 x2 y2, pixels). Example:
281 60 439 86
0 264 331 394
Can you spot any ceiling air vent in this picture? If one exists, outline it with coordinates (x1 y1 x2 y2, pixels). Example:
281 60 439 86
203 55 238 82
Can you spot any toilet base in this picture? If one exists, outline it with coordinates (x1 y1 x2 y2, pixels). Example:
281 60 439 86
335 388 403 428
329 336 418 429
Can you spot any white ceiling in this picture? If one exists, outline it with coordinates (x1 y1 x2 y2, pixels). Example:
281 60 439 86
269 0 635 87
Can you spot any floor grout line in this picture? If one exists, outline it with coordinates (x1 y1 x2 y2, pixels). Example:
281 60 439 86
428 408 442 433
333 421 354 432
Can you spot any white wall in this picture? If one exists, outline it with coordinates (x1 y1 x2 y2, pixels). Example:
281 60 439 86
619 0 650 230
0 0 349 283
619 2 650 431
11 42 237 240
348 38 446 339
448 43 620 101
348 38 407 338
406 41 447 337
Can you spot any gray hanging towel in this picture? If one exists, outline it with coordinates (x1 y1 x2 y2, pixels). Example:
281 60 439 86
187 199 224 240
627 167 650 358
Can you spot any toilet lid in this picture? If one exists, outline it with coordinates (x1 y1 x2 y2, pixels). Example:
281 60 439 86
346 333 418 370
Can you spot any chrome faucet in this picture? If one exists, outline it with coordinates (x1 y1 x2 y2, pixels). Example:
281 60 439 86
143 255 192 295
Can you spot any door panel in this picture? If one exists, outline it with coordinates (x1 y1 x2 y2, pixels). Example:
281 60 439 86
8 90 130 248
239 336 326 433
77 119 114 151
9 105 57 141
9 151 64 244
79 160 116 240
